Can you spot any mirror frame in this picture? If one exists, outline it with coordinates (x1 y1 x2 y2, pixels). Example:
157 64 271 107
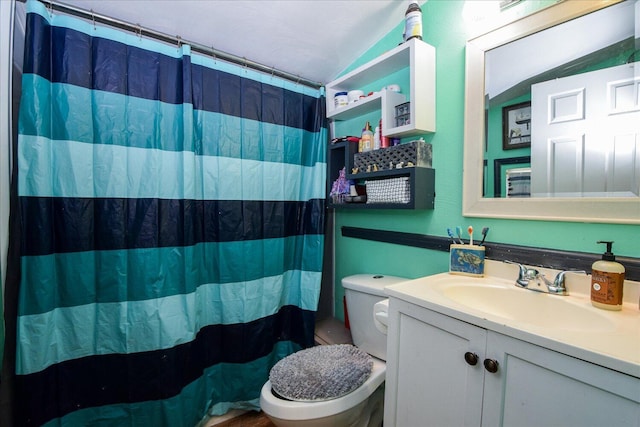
463 0 640 224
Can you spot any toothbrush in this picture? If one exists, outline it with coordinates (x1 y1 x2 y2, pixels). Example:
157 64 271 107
479 227 489 246
456 226 463 244
468 226 474 246
447 228 458 244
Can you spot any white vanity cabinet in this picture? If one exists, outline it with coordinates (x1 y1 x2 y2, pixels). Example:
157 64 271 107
384 297 640 427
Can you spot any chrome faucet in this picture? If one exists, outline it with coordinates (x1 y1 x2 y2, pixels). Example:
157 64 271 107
509 262 540 287
506 261 586 296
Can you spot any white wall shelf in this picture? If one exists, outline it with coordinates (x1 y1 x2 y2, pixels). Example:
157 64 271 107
325 38 437 210
326 38 436 137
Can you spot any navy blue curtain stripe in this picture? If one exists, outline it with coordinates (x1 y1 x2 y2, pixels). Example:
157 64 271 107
20 197 325 256
15 306 316 426
22 12 51 80
23 12 323 133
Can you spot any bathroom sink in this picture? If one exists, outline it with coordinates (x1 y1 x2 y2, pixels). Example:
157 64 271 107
440 283 616 331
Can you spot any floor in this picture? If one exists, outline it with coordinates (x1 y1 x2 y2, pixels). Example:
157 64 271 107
207 410 276 427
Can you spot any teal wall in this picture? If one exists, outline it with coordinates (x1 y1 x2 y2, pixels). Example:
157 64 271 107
332 0 639 319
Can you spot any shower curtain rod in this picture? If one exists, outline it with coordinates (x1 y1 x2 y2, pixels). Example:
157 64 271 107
25 0 324 89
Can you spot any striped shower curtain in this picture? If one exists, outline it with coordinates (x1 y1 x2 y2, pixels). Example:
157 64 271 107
15 1 326 425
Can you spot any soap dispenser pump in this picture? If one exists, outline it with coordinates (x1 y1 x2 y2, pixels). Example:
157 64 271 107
590 241 625 311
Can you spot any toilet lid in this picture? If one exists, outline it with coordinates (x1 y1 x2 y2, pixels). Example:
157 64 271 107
269 344 373 402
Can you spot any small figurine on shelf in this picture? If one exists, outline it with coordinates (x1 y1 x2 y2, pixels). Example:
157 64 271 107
329 167 353 204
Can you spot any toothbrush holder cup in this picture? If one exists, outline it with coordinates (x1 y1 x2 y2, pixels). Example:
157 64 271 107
449 244 485 277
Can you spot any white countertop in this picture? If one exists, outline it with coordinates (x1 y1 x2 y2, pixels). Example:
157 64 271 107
384 260 640 378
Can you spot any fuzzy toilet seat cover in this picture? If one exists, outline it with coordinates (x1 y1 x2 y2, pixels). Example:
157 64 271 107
269 344 373 402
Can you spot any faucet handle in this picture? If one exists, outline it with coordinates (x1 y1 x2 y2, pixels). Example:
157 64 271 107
505 260 539 287
549 270 587 294
554 270 586 284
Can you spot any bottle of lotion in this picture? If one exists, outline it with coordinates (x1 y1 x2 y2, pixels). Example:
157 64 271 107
590 240 625 311
373 125 381 150
361 121 374 152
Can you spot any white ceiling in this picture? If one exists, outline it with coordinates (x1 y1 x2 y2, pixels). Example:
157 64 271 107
57 0 421 85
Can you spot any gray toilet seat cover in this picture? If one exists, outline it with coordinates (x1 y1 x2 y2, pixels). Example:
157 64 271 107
269 344 373 402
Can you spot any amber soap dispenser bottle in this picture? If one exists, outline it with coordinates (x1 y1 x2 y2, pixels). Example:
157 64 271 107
590 241 625 310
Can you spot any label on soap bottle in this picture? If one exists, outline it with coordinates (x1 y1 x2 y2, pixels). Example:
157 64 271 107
590 270 624 306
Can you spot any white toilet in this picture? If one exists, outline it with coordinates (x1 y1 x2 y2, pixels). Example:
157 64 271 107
260 274 407 427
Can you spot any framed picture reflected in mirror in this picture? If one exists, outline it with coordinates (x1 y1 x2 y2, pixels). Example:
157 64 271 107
502 101 531 150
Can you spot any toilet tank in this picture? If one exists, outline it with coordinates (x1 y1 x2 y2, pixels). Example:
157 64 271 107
342 274 408 361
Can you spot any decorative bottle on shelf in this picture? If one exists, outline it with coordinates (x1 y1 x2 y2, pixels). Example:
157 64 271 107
379 118 390 148
361 121 374 152
404 2 422 42
373 126 381 150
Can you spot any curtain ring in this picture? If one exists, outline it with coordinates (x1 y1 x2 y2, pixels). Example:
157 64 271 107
211 46 216 63
176 35 182 49
91 10 96 30
271 67 275 79
47 1 53 17
136 24 142 41
296 75 301 86
243 57 248 73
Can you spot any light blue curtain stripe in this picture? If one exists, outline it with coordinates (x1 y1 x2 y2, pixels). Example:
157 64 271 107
41 341 299 427
17 270 320 376
20 75 325 164
19 235 323 317
18 135 326 200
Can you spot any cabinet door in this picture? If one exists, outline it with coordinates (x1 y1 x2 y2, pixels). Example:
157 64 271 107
385 300 486 427
482 332 640 427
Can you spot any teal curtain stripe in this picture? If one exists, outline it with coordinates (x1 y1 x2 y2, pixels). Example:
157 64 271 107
20 75 324 168
16 270 319 375
40 341 297 427
18 235 324 316
18 75 51 140
203 341 300 415
18 134 326 200
27 0 191 60
18 77 190 151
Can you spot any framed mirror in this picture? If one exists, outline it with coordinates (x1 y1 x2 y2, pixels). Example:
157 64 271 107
463 0 640 224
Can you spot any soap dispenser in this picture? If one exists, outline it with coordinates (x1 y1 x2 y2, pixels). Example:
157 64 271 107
590 241 625 311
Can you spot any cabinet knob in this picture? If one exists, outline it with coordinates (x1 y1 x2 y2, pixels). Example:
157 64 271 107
464 352 478 366
483 358 499 373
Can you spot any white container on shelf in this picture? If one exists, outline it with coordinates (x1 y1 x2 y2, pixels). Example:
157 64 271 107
334 91 348 108
348 90 364 103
